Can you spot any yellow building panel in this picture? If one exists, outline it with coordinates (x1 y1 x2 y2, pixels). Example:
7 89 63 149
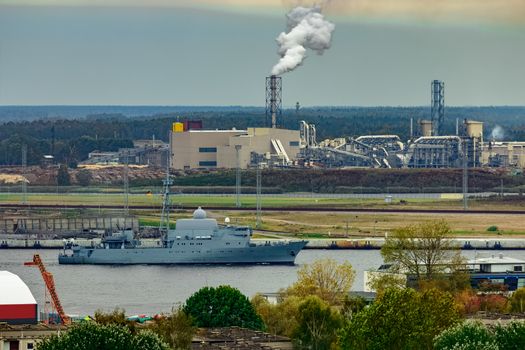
172 122 184 133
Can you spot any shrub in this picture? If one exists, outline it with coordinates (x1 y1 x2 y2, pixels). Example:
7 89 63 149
509 287 525 313
487 226 499 232
37 321 169 350
480 294 508 313
455 290 481 316
434 321 497 350
494 321 525 350
149 307 196 350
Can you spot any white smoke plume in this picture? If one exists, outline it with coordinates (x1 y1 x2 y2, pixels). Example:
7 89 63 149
271 6 335 76
491 125 505 140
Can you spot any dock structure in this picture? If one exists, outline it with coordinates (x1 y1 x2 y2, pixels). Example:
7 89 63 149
0 216 139 235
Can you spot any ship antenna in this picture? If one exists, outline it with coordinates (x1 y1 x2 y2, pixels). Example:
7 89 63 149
159 136 173 245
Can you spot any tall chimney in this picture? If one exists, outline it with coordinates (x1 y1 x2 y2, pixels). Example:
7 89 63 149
431 80 445 136
265 75 282 128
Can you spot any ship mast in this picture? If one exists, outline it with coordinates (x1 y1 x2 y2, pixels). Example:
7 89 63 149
159 154 173 245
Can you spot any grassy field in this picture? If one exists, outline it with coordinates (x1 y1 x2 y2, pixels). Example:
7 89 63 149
131 209 525 238
1 192 523 211
0 192 524 238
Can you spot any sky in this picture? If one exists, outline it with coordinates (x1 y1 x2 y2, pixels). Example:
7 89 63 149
0 0 524 107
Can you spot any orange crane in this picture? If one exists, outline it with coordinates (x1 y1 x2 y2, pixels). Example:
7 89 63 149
25 254 71 325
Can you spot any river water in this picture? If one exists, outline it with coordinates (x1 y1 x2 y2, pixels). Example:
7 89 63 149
1 249 524 316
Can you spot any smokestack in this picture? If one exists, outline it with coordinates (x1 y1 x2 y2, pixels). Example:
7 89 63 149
271 6 335 76
431 80 445 136
265 75 282 128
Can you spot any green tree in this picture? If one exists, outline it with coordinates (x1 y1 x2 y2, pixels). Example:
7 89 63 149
381 220 469 288
149 307 196 350
37 321 169 350
341 294 367 320
365 271 407 295
292 296 342 350
509 287 525 313
183 285 263 330
434 321 497 350
285 258 355 306
251 294 302 337
56 164 70 186
340 288 460 350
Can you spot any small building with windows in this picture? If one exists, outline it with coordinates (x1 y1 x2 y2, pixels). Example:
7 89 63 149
169 126 301 169
364 254 525 293
0 324 64 350
467 255 525 291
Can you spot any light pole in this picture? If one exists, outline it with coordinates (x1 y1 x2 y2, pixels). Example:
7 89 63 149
235 145 242 208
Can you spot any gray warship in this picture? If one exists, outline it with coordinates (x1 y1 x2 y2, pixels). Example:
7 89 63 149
58 207 307 265
59 171 307 265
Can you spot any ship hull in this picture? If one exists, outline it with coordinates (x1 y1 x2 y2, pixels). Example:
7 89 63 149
59 241 307 265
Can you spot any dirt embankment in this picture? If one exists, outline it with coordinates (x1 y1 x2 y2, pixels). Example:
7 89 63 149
0 165 166 186
0 166 523 192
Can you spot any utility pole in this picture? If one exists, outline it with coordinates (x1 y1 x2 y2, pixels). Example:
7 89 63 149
124 151 129 216
22 144 27 205
256 164 262 229
462 142 468 210
235 145 242 208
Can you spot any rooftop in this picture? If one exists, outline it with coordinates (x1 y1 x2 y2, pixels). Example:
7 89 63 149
192 327 292 350
0 271 36 305
468 255 525 265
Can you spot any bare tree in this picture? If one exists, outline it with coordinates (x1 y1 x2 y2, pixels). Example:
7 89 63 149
381 220 462 282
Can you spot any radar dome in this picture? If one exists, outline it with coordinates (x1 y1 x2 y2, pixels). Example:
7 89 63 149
193 207 207 219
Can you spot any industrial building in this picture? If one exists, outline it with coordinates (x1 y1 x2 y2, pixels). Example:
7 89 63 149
406 119 483 168
83 139 169 168
483 141 525 168
169 76 301 170
169 126 301 169
297 80 501 170
0 271 37 325
87 77 523 171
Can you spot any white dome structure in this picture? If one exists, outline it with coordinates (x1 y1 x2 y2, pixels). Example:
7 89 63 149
0 271 38 324
193 207 207 219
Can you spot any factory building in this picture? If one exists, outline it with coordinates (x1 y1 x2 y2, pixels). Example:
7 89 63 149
169 124 301 169
483 142 525 168
406 119 483 168
0 271 38 325
83 140 169 167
